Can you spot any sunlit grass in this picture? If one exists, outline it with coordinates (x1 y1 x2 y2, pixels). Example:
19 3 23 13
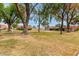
31 31 79 45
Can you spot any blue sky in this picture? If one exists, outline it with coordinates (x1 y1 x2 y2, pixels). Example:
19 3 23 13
4 3 67 27
28 17 67 27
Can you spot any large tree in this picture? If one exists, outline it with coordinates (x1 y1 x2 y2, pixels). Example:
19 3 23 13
0 4 17 32
50 4 66 34
31 4 43 32
33 4 55 32
41 3 67 34
65 3 79 32
15 3 38 34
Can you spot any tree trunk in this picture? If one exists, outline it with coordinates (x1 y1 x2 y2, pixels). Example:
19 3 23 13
60 19 63 34
45 24 49 30
60 13 64 34
38 17 41 32
15 3 29 34
24 3 30 34
45 25 47 30
22 21 28 34
66 12 70 32
8 24 11 32
67 22 70 32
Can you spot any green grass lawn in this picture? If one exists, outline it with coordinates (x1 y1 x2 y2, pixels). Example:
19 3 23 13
0 31 79 56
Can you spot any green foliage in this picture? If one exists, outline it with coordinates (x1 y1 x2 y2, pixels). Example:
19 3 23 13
0 3 4 8
17 27 32 31
17 28 24 31
12 24 17 28
0 3 18 31
12 18 21 28
0 4 17 25
28 27 32 30
0 3 4 22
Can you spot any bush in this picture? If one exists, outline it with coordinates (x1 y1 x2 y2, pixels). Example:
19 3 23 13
12 24 17 28
75 28 79 31
17 27 32 31
49 28 54 30
28 28 32 30
49 27 60 31
17 28 24 30
49 27 65 31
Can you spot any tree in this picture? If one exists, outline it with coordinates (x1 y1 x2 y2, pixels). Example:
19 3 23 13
15 3 38 34
52 4 66 34
40 4 51 30
32 4 43 32
64 3 79 32
33 4 55 32
41 3 67 34
60 4 66 34
15 3 29 34
0 4 17 32
24 3 30 33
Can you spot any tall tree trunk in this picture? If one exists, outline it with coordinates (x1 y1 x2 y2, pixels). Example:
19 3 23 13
60 12 64 34
24 3 30 34
38 17 41 32
47 23 49 30
66 13 70 32
60 19 63 34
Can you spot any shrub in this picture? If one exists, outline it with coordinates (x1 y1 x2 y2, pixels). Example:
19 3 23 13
12 24 17 28
17 27 32 31
28 27 32 30
75 28 79 31
49 27 65 31
17 28 24 30
49 27 60 31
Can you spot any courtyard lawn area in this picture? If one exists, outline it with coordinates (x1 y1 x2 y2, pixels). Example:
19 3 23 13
0 31 79 56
